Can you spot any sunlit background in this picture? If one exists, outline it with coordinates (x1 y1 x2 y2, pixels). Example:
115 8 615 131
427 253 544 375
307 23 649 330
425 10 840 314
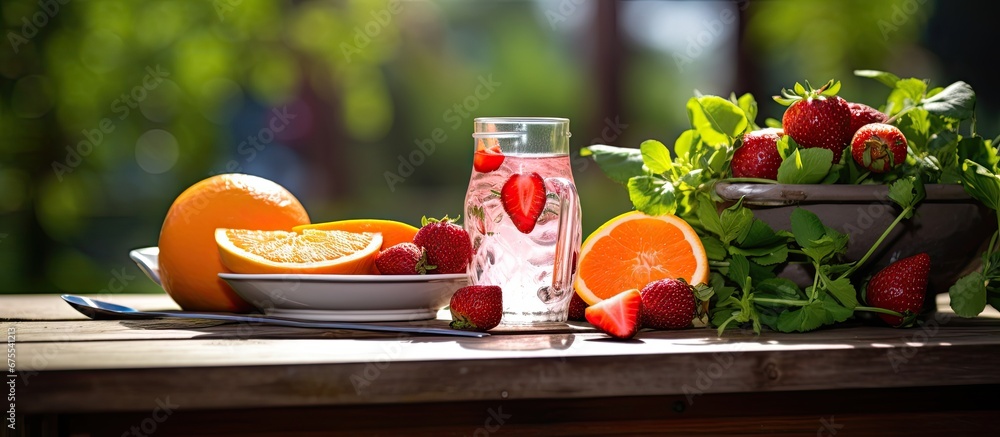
1 0 995 294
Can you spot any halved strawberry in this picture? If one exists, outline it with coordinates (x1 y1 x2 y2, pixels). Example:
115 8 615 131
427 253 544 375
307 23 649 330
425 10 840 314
585 289 642 339
473 144 505 173
500 172 546 234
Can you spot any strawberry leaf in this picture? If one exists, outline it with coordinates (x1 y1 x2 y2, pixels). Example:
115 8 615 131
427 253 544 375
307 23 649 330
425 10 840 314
949 272 987 317
777 148 833 184
775 135 798 160
822 274 858 310
688 96 748 145
921 81 976 120
790 208 825 250
776 302 826 333
737 93 759 131
726 254 750 291
960 160 1000 211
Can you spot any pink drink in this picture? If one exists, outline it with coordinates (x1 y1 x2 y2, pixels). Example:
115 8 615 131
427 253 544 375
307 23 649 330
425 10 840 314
465 153 582 324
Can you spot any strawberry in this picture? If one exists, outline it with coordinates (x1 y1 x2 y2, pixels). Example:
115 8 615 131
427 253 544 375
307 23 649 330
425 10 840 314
449 285 503 331
567 292 588 321
851 123 908 174
585 289 642 339
473 144 505 173
412 216 472 274
774 80 852 161
374 242 433 275
500 172 546 234
847 102 887 137
731 128 784 180
639 278 696 330
865 253 930 327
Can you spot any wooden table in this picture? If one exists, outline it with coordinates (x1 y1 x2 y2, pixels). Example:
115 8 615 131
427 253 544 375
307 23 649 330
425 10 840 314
3 293 1000 436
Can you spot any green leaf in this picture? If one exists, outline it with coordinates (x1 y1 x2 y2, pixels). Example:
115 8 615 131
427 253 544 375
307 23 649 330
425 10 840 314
701 235 727 261
958 136 999 170
718 200 754 245
960 160 1000 211
751 246 788 266
739 219 783 247
921 81 976 120
776 302 827 332
887 177 925 216
949 272 987 317
673 129 700 163
581 145 645 185
687 96 747 145
696 197 725 238
854 69 901 88
737 93 759 130
640 140 673 174
764 118 782 129
819 293 854 324
627 175 677 215
777 148 834 184
823 275 859 309
775 135 797 160
790 208 825 250
710 272 736 302
756 278 804 300
886 78 928 115
727 254 750 291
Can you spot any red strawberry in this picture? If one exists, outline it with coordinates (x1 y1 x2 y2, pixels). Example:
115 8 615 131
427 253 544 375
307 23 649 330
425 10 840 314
639 278 696 330
374 242 432 275
866 253 930 327
585 289 642 340
775 80 852 161
731 128 784 180
500 172 546 234
473 144 505 173
413 216 472 274
567 292 588 321
851 123 908 174
847 102 887 137
449 285 503 331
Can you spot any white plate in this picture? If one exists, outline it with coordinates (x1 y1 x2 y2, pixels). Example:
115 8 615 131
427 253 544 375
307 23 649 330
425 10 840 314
129 247 468 322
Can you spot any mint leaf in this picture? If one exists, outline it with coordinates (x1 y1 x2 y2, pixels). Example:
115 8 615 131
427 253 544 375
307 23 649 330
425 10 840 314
627 175 676 215
718 200 754 245
640 140 673 174
888 177 925 217
687 96 747 146
701 235 727 261
710 272 736 302
696 197 725 239
790 208 825 249
960 160 1000 211
750 246 788 266
776 302 827 332
921 81 976 120
823 274 859 309
777 148 834 184
727 254 750 291
756 278 804 300
949 272 987 317
854 69 901 88
581 145 645 185
739 219 783 247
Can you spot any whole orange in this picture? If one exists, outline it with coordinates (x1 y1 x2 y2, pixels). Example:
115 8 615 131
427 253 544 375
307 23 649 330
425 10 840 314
158 174 310 312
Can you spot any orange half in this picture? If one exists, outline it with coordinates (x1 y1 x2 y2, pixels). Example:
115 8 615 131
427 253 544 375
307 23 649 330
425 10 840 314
216 228 382 275
294 219 418 250
575 211 709 305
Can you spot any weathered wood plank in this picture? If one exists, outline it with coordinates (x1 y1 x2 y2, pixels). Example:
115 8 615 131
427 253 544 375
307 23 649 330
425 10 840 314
14 329 1000 413
0 293 181 321
38 386 1000 436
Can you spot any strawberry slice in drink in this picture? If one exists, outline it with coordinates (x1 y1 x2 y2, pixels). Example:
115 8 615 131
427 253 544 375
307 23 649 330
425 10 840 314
500 172 546 234
473 144 505 173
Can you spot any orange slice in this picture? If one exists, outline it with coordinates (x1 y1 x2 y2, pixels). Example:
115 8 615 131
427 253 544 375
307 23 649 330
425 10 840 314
216 228 382 275
575 211 709 305
294 219 418 250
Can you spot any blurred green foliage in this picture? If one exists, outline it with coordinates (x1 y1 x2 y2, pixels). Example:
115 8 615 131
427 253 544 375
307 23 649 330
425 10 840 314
0 0 970 295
